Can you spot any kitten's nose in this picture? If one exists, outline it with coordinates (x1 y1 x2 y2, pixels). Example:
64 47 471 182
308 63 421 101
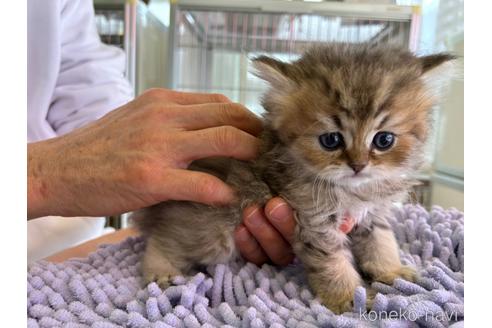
349 163 367 174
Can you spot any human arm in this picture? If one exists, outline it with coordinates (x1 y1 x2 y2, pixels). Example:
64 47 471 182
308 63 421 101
28 89 262 219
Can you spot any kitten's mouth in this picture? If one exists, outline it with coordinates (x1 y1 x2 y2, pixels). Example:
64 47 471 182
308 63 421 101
339 172 372 185
346 171 370 179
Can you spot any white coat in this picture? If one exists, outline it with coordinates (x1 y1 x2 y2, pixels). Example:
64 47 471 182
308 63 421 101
28 0 133 141
27 0 133 262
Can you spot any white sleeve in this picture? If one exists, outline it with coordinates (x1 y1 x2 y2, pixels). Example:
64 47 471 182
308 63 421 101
47 0 134 135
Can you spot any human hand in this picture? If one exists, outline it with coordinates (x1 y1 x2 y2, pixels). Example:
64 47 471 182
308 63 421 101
234 197 295 266
28 89 262 219
234 197 356 266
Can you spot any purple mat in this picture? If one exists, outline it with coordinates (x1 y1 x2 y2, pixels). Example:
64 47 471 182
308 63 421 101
28 204 464 327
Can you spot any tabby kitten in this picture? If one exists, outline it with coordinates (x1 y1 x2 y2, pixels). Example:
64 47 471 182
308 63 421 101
133 43 453 313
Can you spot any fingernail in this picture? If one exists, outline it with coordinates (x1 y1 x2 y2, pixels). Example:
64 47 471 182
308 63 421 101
245 208 263 227
268 202 291 222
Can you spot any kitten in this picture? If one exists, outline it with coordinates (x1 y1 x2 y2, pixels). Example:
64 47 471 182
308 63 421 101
132 43 454 314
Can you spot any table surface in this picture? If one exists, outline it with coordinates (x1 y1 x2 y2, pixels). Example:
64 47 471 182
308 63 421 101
44 227 140 263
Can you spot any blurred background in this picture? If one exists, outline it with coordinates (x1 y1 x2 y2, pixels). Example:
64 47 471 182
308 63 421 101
94 0 463 222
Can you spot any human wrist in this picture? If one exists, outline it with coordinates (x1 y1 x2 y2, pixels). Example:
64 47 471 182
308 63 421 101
27 140 57 219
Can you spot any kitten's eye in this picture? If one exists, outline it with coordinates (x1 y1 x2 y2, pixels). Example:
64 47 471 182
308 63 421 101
372 131 395 150
319 132 344 150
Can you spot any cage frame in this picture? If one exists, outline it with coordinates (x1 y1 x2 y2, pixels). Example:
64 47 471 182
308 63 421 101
168 0 421 89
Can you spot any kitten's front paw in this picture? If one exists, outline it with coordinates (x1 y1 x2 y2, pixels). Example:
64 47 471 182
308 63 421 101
365 287 378 310
318 289 355 314
143 272 176 289
373 265 417 285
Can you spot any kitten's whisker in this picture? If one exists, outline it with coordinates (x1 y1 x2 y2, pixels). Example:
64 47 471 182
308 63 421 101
316 173 326 212
326 177 337 213
311 173 321 213
316 174 325 214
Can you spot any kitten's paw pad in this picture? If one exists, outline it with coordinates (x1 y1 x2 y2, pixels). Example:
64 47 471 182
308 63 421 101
143 273 157 286
156 276 175 289
374 265 417 285
365 288 378 310
319 290 354 314
144 273 176 289
321 297 353 315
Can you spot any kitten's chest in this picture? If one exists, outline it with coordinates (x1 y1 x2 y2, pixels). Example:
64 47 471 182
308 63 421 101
283 183 376 230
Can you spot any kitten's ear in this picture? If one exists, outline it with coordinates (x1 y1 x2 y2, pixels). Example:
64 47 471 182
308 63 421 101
252 56 294 89
420 53 456 72
419 53 457 93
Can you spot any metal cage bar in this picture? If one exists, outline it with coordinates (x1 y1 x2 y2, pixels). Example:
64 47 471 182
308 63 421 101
171 3 418 103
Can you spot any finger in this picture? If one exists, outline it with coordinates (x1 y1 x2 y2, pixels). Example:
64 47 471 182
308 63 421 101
175 102 263 136
243 207 294 266
155 169 235 206
264 197 296 244
234 224 269 266
143 88 232 105
173 126 260 165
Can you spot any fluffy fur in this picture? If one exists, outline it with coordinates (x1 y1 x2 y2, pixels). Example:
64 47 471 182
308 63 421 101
132 43 454 314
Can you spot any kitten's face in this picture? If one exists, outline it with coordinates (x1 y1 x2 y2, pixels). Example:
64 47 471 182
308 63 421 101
255 44 453 187
277 79 431 186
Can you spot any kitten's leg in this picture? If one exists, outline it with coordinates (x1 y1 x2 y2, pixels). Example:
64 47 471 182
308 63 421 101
351 216 417 285
296 233 362 314
141 237 186 288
